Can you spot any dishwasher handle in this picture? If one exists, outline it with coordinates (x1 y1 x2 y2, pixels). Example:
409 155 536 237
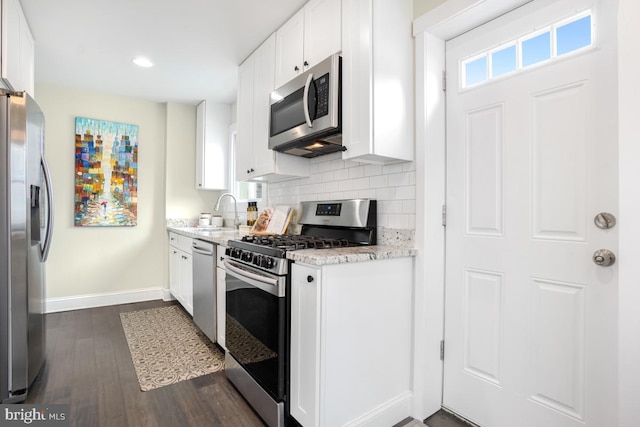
192 239 215 255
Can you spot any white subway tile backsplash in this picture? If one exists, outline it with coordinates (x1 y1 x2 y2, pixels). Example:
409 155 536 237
388 172 411 187
369 174 389 188
348 166 365 178
358 189 377 199
334 168 349 181
339 179 354 191
318 160 333 173
325 181 341 193
266 152 416 231
322 171 335 182
365 164 383 176
353 177 371 190
383 163 404 174
381 200 403 214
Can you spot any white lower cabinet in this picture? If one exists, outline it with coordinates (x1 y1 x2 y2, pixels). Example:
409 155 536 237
290 257 414 427
168 232 193 315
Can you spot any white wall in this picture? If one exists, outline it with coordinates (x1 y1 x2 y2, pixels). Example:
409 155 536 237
413 0 446 17
267 152 416 229
35 85 226 311
36 84 168 308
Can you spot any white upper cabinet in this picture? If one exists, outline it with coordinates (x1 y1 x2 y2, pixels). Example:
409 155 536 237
236 33 309 183
1 0 35 96
274 0 341 89
196 100 230 190
341 0 414 164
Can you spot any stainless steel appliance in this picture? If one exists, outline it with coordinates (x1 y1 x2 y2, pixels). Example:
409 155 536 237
269 54 342 158
192 239 217 343
224 199 376 427
1 90 54 403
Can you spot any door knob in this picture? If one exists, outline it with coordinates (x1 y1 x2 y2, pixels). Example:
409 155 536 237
593 249 616 267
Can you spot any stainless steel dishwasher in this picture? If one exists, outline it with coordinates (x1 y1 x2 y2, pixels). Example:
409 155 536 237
191 239 216 343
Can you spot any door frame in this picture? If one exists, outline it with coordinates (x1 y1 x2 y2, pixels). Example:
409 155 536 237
411 0 640 424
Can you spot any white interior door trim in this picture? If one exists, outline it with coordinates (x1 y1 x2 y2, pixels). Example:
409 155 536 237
412 0 640 424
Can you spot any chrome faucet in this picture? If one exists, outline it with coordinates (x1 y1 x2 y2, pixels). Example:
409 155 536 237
214 193 240 230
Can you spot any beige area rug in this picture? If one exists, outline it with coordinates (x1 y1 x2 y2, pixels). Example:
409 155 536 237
120 305 225 391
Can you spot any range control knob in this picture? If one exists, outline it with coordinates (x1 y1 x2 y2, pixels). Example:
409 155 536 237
253 255 263 267
262 257 275 269
225 247 232 256
242 252 253 263
231 248 242 259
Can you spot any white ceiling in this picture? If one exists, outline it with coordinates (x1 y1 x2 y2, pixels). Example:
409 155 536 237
20 0 308 105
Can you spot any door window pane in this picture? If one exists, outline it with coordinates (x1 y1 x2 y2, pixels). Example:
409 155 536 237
491 45 517 77
465 56 488 87
522 31 551 67
557 15 592 55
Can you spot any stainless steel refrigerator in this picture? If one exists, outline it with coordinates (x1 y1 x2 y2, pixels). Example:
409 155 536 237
0 90 54 403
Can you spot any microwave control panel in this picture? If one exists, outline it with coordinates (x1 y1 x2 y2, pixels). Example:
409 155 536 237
315 73 330 118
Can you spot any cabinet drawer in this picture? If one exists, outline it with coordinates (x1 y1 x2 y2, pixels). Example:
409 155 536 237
217 246 227 269
177 235 193 253
169 232 179 246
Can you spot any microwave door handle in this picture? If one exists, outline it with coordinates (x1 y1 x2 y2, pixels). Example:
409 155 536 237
303 73 314 128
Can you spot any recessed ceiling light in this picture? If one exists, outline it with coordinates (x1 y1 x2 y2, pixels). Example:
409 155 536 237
132 57 153 68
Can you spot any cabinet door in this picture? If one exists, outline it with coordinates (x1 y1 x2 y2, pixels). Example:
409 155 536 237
169 247 180 300
196 101 230 190
195 101 207 188
236 54 255 181
252 33 277 177
19 16 34 96
274 9 304 89
341 0 414 164
290 264 321 427
3 0 22 88
304 0 342 70
2 0 34 95
216 266 226 349
180 253 193 315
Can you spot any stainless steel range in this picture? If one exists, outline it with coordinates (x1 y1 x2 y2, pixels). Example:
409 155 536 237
223 199 377 427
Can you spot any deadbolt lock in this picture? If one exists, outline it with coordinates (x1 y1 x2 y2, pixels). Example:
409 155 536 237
593 249 616 267
594 212 616 230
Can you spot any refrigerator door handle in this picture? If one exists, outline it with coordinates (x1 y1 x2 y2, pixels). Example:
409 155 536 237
41 155 54 262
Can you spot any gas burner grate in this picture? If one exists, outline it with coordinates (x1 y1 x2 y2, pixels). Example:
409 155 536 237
240 234 356 250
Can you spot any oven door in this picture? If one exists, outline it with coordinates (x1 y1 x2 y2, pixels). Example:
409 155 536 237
224 259 287 401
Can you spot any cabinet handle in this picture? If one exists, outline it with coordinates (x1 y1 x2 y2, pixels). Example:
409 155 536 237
307 275 314 283
220 257 224 262
303 61 309 67
294 65 300 71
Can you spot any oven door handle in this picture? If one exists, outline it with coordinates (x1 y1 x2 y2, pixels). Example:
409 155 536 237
224 259 283 297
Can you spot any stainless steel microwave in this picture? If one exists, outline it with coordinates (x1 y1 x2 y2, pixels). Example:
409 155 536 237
269 54 342 158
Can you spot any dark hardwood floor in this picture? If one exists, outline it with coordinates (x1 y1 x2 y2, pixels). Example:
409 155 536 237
25 300 266 427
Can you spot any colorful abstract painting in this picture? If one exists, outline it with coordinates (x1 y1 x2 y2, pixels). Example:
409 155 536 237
74 117 138 226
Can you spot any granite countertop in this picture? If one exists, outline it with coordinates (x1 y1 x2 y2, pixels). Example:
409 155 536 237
285 245 416 266
167 226 245 246
168 226 416 265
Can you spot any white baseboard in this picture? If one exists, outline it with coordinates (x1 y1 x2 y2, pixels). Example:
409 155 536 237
45 287 169 313
344 391 413 427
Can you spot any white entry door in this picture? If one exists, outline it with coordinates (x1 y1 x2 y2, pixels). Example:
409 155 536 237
443 1 618 426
